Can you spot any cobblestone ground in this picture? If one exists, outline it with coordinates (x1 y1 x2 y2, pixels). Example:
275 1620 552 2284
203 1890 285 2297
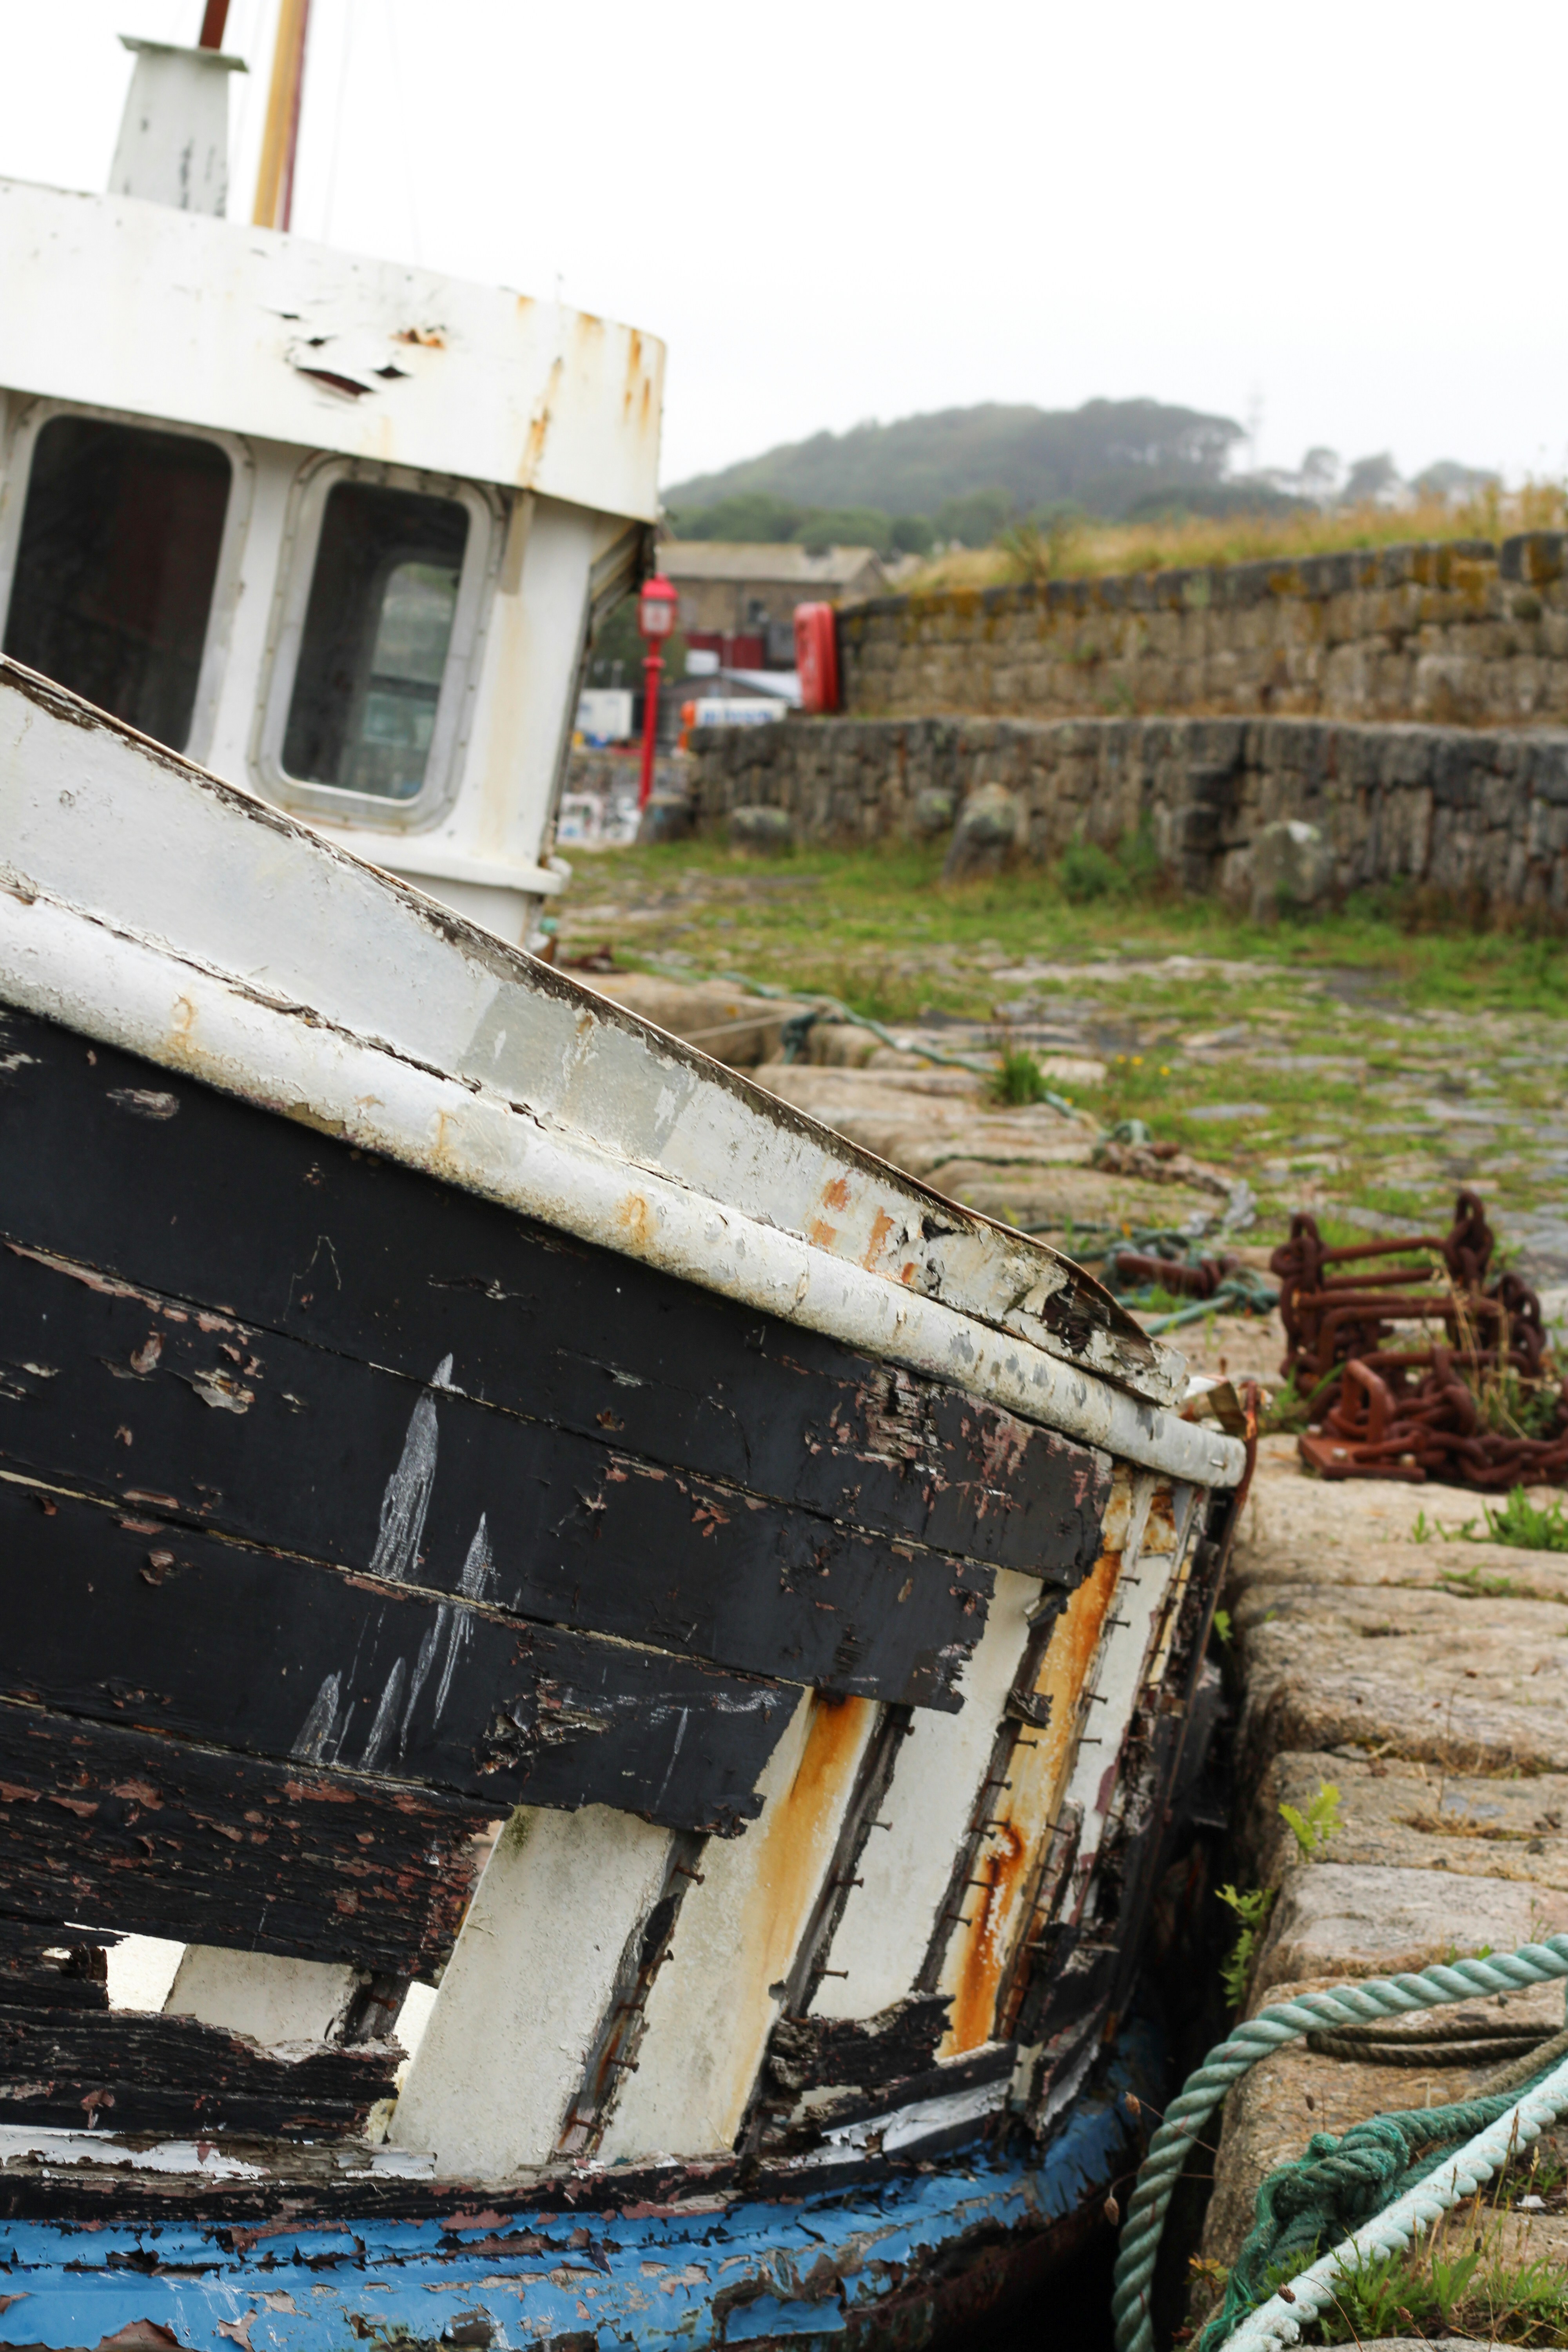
555 843 1568 2347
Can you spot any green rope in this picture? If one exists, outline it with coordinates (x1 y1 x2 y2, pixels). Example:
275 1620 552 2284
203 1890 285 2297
1110 1934 1568 2352
1138 1277 1277 1337
1195 2024 1568 2351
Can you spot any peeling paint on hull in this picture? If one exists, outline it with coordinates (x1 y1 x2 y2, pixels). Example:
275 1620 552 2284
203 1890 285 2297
0 2024 1161 2352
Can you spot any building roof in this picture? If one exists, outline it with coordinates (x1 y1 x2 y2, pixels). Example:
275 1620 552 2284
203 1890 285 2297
659 541 885 589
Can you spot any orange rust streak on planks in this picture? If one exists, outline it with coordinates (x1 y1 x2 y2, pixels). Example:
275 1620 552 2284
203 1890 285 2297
940 1479 1131 2055
733 1691 877 2053
761 1693 876 1974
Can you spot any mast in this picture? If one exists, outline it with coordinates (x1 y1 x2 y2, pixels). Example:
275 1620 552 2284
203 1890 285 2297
252 0 312 230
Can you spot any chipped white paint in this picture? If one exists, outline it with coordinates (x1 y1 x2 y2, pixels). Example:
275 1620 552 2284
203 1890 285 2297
599 1693 881 2161
391 1804 673 2177
0 2127 269 2177
808 1568 1039 2020
800 2060 1012 2165
0 2127 436 2178
0 179 663 519
368 1382 442 1582
292 1670 341 1763
0 201 645 936
164 1949 359 2046
105 1933 185 2013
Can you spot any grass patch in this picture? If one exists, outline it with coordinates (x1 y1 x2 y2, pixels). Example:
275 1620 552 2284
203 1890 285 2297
565 842 1568 1024
1416 1487 1568 1558
1299 2237 1568 2345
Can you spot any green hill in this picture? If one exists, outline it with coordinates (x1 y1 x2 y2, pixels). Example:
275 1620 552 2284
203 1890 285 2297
665 399 1264 545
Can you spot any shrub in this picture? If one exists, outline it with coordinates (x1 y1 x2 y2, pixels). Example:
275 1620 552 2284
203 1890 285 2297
993 1049 1051 1106
1060 837 1121 903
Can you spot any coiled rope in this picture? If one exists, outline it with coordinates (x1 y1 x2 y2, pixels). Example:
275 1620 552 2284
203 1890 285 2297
1110 1933 1568 2352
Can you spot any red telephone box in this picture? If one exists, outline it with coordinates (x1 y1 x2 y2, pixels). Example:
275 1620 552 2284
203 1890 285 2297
793 603 840 714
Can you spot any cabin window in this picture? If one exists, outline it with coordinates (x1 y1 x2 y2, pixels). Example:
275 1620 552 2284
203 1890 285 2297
281 483 470 802
2 417 231 751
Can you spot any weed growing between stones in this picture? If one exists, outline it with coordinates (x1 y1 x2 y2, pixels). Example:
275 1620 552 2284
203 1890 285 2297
1412 1488 1568 1554
1215 1884 1276 2010
1482 1489 1568 1551
1296 2210 1568 2345
992 1048 1053 1106
1215 1793 1341 2009
1279 1784 1343 1863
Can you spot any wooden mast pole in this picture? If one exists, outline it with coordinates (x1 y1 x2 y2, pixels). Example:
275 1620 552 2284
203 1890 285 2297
252 0 312 230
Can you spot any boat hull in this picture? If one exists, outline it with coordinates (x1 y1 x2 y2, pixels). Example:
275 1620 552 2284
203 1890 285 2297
0 2024 1161 2352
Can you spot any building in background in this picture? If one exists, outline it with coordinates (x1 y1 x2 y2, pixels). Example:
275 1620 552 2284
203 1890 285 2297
659 542 886 670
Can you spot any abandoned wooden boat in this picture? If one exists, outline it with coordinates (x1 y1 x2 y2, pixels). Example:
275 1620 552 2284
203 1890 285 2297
0 24 1247 2345
0 652 1247 2345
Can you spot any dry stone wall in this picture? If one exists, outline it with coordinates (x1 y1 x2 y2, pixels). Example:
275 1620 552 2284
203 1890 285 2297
689 715 1568 918
838 534 1568 728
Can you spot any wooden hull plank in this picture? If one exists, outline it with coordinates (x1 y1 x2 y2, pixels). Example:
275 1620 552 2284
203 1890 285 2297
0 1699 488 1975
0 1479 789 1834
0 1006 1110 1581
0 1238 990 1710
0 2004 398 2137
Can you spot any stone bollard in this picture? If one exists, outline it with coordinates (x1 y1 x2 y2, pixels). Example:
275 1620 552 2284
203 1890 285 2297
1248 818 1334 922
942 784 1021 880
910 787 956 839
728 805 796 855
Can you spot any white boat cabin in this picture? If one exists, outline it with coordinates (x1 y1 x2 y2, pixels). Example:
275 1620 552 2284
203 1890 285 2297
0 38 662 946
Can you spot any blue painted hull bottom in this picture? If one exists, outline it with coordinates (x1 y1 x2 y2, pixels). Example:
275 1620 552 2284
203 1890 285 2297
0 2026 1160 2352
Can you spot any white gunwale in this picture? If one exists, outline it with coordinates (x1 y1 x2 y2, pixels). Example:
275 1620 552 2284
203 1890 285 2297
0 662 1243 1489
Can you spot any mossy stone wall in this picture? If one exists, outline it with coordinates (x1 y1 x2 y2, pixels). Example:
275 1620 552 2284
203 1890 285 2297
688 715 1568 916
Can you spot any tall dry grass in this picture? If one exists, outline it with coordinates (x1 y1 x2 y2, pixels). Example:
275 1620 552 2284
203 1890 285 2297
900 481 1568 596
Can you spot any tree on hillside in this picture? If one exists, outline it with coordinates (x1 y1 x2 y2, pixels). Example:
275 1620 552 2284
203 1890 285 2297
933 487 1014 546
664 398 1248 526
665 494 806 543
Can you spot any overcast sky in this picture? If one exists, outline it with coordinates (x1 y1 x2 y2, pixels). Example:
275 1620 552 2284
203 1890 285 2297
2 0 1564 495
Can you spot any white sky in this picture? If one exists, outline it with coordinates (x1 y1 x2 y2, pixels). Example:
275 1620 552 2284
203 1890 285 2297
2 0 1564 496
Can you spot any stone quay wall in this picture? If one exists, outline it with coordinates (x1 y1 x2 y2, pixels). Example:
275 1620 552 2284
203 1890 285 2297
837 533 1568 729
688 714 1568 916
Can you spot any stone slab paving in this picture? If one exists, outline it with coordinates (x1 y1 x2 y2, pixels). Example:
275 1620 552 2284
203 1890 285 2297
1196 1436 1568 2339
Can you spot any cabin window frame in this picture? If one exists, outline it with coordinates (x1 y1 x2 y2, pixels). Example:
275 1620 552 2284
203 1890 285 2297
0 397 254 766
254 454 501 832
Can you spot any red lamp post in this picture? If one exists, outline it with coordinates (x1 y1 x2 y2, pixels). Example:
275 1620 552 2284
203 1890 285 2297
636 573 678 809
